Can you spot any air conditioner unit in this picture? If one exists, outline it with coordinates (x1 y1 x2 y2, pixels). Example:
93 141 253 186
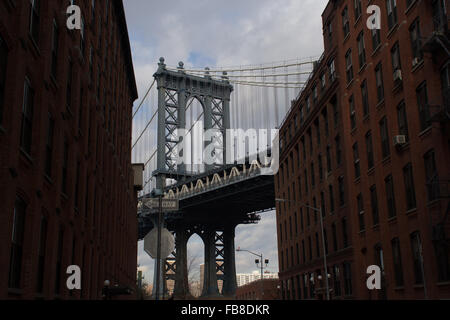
393 135 407 148
393 69 402 82
412 57 420 67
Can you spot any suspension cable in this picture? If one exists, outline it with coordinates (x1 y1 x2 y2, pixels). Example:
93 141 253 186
132 109 157 150
132 80 156 119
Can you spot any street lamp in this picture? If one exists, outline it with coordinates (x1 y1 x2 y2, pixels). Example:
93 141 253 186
236 247 269 300
275 198 330 301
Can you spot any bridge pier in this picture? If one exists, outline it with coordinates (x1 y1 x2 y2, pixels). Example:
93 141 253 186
201 228 220 297
173 228 189 299
222 225 237 297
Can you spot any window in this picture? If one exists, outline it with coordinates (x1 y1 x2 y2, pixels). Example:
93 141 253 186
432 0 448 32
44 113 54 178
361 80 369 117
370 185 379 226
386 0 398 30
329 59 336 82
332 96 339 127
424 149 438 202
375 63 385 102
320 72 326 89
354 0 362 20
353 143 360 179
36 216 47 293
379 117 390 159
50 20 59 79
338 176 345 206
308 236 312 261
417 82 431 131
327 20 333 47
336 136 342 166
391 42 401 74
324 228 329 255
365 131 374 170
310 163 315 188
345 49 353 83
403 163 417 210
410 19 423 62
20 78 34 155
62 138 69 195
315 232 320 258
80 17 85 56
29 0 40 44
326 145 332 173
321 191 326 217
66 59 73 110
349 95 356 130
329 185 335 213
332 223 338 251
397 101 409 141
8 197 27 289
306 95 310 114
372 28 381 51
410 232 424 284
357 31 366 69
391 238 404 287
342 7 350 38
441 63 450 107
342 217 349 248
313 85 318 105
315 119 320 145
318 154 323 181
385 175 397 218
74 161 81 209
333 265 341 297
357 193 365 231
0 35 7 125
343 262 353 296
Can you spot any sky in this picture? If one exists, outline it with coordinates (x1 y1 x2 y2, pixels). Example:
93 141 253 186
123 0 329 286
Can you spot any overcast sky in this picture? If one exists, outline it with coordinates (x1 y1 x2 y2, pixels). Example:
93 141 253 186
124 0 329 286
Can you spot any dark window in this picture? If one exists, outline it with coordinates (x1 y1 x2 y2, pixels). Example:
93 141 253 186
335 136 342 165
349 95 356 130
338 176 345 206
318 154 324 181
326 145 332 173
342 217 349 248
36 216 47 293
62 138 69 195
357 31 366 69
29 0 40 44
432 0 448 32
333 265 341 297
361 79 369 117
321 191 326 217
310 162 315 188
403 163 417 210
332 223 338 251
386 0 398 30
410 19 423 62
391 41 401 74
354 0 362 21
366 131 374 169
380 117 390 159
55 227 64 294
66 59 73 110
20 78 34 155
0 35 8 125
44 113 54 177
370 185 379 226
397 101 409 141
50 19 58 79
343 262 353 296
385 175 397 218
357 193 365 231
302 240 306 262
329 59 336 82
417 82 431 131
308 236 312 261
372 28 381 51
329 184 335 213
345 49 354 83
424 149 438 202
74 161 81 209
8 197 27 289
410 232 424 284
375 63 385 102
342 7 350 38
391 238 404 287
353 143 360 179
315 232 320 258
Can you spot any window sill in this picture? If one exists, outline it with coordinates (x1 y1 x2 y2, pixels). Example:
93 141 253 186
367 167 375 176
371 44 382 57
376 99 385 111
372 224 380 231
343 33 350 44
437 281 450 287
362 114 370 123
388 216 397 224
19 148 34 166
387 24 399 39
405 0 418 15
392 79 403 94
406 208 418 216
358 63 367 74
8 288 22 296
394 286 405 291
412 59 424 74
0 125 5 134
381 156 391 166
418 126 432 139
346 78 355 89
354 15 362 28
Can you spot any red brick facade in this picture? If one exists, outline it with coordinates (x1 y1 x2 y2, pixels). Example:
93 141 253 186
235 279 281 300
276 0 450 300
0 0 139 299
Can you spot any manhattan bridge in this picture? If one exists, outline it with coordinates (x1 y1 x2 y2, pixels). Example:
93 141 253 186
132 56 318 298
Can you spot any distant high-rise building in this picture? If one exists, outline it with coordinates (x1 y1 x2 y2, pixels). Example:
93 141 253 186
236 272 279 287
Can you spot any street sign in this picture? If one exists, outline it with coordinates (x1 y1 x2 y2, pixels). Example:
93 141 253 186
144 228 175 259
143 198 179 211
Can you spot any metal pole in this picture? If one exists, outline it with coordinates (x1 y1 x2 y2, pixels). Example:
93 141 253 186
319 207 330 300
155 195 163 300
260 254 264 300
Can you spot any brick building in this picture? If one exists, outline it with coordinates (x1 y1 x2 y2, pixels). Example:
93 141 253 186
0 0 139 299
235 279 281 300
276 0 449 300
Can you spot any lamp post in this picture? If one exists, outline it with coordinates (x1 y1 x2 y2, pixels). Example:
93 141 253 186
275 198 330 300
236 248 269 300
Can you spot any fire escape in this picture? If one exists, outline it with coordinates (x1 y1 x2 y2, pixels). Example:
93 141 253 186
422 0 450 273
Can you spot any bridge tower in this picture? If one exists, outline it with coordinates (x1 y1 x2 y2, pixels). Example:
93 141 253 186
152 58 236 298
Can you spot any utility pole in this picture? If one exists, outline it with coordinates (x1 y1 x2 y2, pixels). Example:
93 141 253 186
319 206 330 301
